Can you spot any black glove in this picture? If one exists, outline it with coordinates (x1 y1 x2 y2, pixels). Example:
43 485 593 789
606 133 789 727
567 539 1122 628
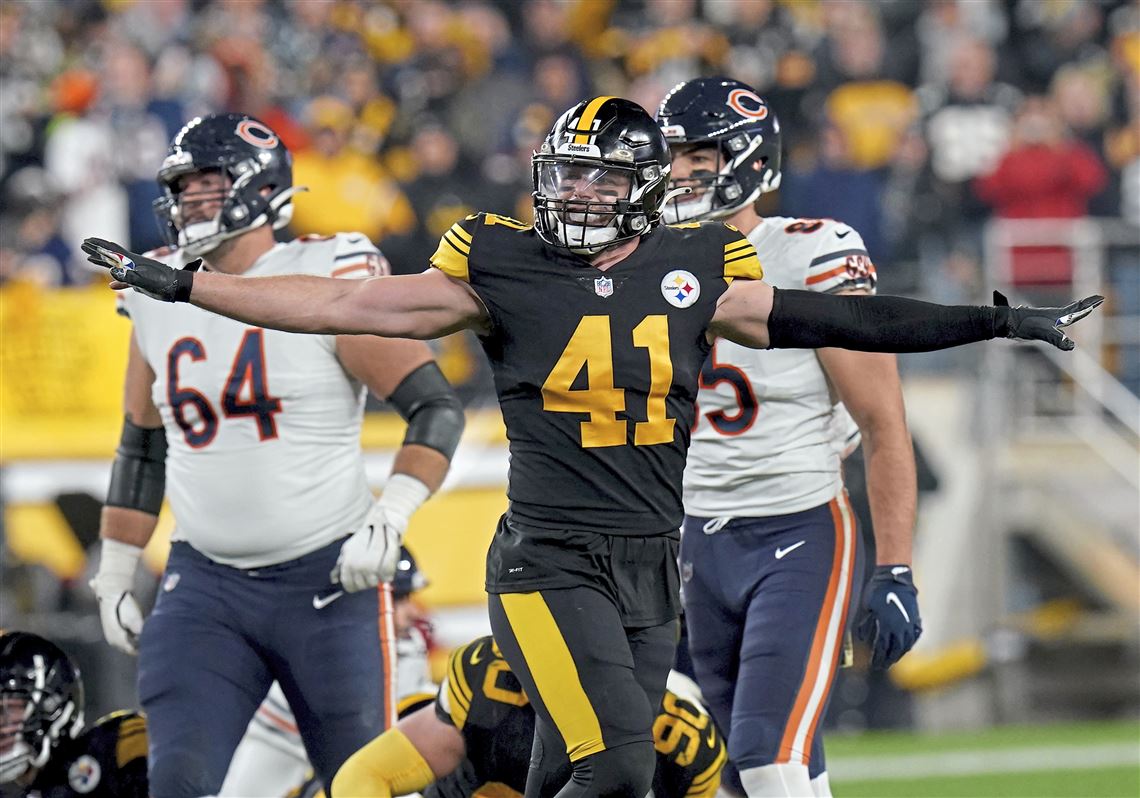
82 238 199 303
992 291 1103 351
856 564 922 670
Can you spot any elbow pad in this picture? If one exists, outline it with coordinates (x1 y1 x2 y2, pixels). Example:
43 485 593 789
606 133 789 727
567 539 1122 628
388 362 465 460
767 288 997 353
105 419 167 515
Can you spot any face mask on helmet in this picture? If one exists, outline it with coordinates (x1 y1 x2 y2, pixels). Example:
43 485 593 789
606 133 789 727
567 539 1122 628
533 97 671 255
656 78 783 224
153 114 301 257
0 634 84 784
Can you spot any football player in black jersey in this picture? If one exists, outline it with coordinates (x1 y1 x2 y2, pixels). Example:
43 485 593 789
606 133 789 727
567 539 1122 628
83 96 1100 797
332 635 725 798
0 631 147 798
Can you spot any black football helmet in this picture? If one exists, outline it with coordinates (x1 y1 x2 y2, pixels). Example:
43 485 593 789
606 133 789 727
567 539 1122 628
533 97 672 254
392 545 427 600
0 632 84 784
152 113 298 256
655 77 782 223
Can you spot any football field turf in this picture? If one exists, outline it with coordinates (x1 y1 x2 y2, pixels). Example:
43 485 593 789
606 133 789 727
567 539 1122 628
825 718 1139 797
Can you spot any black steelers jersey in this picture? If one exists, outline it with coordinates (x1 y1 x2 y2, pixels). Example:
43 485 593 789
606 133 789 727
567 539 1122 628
429 636 726 798
431 214 763 536
23 711 147 798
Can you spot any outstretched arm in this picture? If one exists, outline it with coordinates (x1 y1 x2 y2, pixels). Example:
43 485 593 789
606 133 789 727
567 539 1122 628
709 280 1103 352
82 238 489 339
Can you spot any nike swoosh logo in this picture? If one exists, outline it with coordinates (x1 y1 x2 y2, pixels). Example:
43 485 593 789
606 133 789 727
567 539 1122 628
886 592 911 623
775 540 806 559
468 642 486 666
891 565 911 577
706 724 717 749
836 229 851 238
312 590 344 610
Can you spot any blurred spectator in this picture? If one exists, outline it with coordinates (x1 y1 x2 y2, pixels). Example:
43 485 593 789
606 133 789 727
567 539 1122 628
385 121 476 275
1052 64 1117 216
290 95 415 243
99 38 185 253
974 96 1108 288
387 0 469 117
779 122 886 261
616 0 729 91
0 167 80 286
805 4 919 171
914 35 1022 302
42 69 128 275
340 58 398 158
915 0 1008 88
1008 0 1110 92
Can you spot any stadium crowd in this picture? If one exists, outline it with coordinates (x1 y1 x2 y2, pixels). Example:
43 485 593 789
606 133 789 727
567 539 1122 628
1 0 1136 312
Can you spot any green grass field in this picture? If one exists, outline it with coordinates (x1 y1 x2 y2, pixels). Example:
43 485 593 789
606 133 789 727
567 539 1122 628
825 719 1140 797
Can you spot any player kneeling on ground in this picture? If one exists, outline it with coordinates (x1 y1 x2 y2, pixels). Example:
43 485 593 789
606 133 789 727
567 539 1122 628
331 634 726 798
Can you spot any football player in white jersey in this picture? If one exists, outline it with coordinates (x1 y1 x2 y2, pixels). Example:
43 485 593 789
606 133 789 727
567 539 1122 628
220 546 436 798
657 78 921 798
88 113 464 798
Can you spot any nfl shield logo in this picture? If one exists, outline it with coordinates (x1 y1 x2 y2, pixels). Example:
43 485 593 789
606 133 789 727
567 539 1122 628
594 276 614 298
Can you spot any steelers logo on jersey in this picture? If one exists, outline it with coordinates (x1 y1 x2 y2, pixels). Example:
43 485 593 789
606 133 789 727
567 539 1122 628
661 270 700 308
68 755 101 793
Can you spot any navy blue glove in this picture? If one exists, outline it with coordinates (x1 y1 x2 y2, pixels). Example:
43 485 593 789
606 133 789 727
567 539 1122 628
82 237 199 302
856 564 922 670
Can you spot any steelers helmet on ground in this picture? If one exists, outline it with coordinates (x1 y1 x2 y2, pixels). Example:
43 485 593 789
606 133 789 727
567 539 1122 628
0 631 84 783
153 113 298 256
655 77 782 223
533 97 671 255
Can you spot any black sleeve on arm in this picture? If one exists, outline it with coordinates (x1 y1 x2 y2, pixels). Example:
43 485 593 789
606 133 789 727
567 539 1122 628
105 419 167 515
766 288 1002 353
388 362 465 460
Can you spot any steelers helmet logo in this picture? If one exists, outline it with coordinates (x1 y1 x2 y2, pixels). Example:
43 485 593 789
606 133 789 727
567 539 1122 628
661 270 700 308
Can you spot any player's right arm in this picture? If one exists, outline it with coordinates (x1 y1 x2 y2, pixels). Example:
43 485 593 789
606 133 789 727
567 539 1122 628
81 237 490 340
92 333 165 655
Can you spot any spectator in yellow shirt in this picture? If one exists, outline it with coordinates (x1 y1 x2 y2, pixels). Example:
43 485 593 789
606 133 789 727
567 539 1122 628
290 96 415 243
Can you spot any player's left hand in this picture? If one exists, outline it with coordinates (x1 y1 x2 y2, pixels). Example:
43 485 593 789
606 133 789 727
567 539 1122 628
81 237 199 302
856 564 922 670
994 291 1103 351
333 503 403 593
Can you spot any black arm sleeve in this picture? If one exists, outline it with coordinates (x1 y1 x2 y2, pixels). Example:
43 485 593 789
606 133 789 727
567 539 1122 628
388 362 465 460
105 419 167 515
767 288 1001 353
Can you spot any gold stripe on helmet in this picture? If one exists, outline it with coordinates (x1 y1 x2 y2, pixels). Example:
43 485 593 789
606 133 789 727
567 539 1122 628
573 96 617 145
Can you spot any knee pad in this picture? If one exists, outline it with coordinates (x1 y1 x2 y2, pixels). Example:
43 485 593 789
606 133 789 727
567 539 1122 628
571 740 655 798
149 748 222 798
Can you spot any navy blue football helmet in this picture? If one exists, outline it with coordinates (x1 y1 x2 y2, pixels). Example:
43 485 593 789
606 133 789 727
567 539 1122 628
153 113 298 256
0 632 84 784
533 97 672 254
655 77 782 223
392 546 427 599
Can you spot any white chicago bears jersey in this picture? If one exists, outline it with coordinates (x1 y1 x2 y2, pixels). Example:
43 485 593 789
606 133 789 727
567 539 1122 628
684 217 875 518
120 233 389 568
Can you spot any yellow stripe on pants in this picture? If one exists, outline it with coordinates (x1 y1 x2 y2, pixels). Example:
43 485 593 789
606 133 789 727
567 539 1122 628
499 592 607 760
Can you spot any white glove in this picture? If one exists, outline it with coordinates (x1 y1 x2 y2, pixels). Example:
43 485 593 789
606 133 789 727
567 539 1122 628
89 539 145 655
333 474 431 593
